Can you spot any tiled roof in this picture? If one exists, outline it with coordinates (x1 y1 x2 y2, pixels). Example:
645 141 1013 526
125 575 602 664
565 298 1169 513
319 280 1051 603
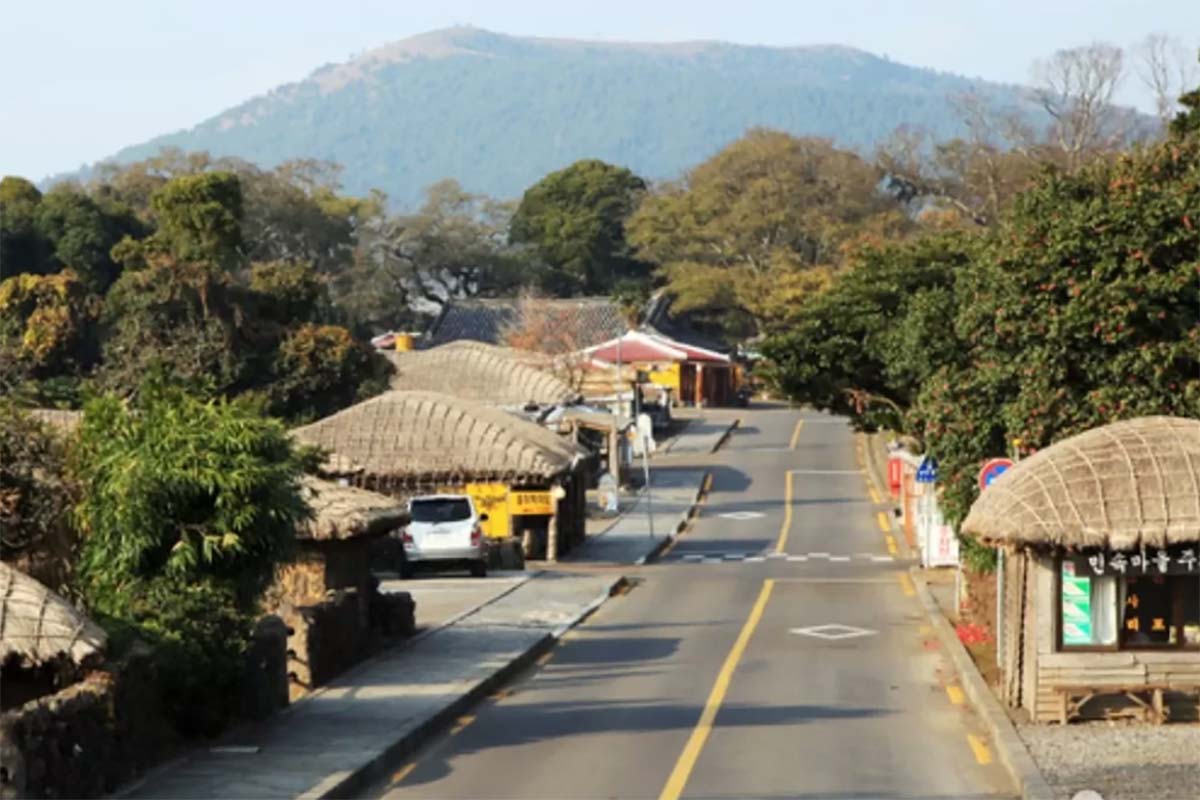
426 298 628 349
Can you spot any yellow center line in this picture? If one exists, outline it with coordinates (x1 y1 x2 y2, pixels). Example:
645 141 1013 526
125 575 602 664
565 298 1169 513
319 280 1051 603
876 512 891 533
897 572 915 597
886 535 898 556
775 471 793 553
946 685 966 705
449 714 476 735
789 419 805 449
967 734 993 765
659 579 774 800
389 763 417 786
868 485 882 505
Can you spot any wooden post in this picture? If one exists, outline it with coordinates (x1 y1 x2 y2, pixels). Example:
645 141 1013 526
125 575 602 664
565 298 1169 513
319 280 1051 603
547 483 560 562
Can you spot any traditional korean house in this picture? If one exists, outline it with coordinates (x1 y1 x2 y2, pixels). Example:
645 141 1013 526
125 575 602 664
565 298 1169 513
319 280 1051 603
382 340 581 409
962 416 1200 723
292 391 592 560
0 563 106 712
267 477 413 700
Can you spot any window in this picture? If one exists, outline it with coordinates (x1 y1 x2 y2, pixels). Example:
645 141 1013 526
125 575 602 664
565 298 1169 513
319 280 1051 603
410 498 472 523
1059 552 1200 651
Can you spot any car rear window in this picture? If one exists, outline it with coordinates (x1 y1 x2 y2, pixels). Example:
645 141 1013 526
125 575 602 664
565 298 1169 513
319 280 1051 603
410 498 472 523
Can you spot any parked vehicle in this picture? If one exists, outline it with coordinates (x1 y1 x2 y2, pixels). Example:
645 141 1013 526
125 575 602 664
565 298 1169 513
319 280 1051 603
400 494 488 578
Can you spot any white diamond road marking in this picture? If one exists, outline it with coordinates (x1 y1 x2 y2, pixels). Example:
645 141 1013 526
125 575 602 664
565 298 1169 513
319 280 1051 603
789 624 878 640
718 511 766 520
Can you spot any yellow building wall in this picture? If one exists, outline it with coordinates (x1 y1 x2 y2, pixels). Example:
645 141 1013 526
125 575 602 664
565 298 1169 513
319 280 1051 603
646 362 681 395
437 482 511 539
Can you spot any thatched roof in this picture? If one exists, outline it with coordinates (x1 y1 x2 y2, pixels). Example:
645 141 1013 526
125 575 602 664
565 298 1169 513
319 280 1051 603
0 562 106 668
385 341 580 406
962 416 1200 550
292 390 589 485
27 408 82 435
298 477 410 541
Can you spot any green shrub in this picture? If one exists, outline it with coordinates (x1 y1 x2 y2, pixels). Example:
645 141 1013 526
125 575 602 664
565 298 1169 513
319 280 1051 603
97 576 252 738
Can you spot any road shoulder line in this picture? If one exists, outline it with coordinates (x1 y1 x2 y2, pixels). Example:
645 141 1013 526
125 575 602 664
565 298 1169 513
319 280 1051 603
909 567 1055 800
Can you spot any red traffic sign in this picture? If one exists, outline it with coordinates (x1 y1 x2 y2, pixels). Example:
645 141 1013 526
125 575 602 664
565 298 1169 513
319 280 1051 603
978 458 1014 490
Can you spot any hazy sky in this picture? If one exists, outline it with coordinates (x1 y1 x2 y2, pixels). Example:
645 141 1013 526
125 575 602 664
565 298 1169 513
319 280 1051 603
4 0 1197 179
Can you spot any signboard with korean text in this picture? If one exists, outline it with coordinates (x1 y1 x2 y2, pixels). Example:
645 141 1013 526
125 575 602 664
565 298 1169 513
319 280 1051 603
508 490 554 516
1067 546 1199 577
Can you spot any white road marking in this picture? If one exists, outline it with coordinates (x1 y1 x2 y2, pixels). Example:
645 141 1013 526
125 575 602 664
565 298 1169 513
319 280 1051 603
745 556 765 563
787 555 809 562
829 556 851 562
789 624 877 640
718 511 766 520
809 552 831 558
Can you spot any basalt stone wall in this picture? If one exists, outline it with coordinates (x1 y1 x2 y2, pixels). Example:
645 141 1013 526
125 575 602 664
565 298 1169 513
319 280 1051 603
0 649 170 800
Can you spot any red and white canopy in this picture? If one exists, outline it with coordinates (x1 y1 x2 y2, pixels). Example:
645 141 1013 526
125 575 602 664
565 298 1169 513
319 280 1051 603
583 331 729 365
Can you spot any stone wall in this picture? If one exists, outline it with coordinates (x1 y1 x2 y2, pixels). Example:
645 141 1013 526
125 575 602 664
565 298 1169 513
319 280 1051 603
0 647 171 800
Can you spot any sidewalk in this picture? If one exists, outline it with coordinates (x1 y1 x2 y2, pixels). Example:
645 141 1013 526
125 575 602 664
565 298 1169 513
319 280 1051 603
659 408 740 456
119 417 728 799
122 571 622 800
568 466 709 566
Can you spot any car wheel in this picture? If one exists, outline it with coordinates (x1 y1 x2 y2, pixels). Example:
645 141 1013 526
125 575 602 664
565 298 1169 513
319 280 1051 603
470 560 487 578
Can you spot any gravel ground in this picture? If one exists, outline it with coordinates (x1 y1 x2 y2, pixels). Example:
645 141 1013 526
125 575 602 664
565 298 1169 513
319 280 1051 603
1019 724 1200 800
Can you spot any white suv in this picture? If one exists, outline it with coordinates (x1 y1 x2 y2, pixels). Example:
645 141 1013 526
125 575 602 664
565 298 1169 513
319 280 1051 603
400 494 488 578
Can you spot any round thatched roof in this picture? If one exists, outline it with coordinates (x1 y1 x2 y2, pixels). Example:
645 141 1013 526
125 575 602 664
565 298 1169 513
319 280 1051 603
0 562 106 668
385 341 579 406
962 416 1200 550
292 390 588 484
298 476 410 541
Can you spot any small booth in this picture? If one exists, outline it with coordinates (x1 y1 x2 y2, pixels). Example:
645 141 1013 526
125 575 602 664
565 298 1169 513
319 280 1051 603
292 390 593 561
962 416 1200 723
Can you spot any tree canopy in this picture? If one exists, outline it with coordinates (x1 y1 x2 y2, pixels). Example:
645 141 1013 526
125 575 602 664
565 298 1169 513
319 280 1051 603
628 130 909 338
509 159 650 297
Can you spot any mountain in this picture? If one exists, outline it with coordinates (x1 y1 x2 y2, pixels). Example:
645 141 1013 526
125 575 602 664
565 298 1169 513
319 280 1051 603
67 27 1037 207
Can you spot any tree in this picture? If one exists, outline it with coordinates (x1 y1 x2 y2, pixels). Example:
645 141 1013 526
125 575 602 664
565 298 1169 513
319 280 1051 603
349 179 531 331
501 293 596 391
0 403 76 591
1134 34 1199 129
0 270 101 402
267 323 389 422
0 177 50 276
1028 43 1140 171
98 258 256 398
148 171 244 269
914 126 1199 530
73 384 311 607
1170 54 1200 139
34 185 143 290
760 233 974 430
509 159 651 296
72 384 313 735
627 130 906 338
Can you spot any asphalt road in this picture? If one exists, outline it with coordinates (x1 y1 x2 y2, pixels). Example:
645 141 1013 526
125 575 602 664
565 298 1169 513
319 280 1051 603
363 405 1016 800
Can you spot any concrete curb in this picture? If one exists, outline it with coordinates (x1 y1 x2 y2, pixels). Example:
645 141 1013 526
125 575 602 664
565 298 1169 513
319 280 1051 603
711 417 740 453
909 567 1055 800
312 574 627 799
636 468 714 566
858 431 917 562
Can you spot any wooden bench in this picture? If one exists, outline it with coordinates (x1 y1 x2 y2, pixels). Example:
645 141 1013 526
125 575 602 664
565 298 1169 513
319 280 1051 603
1055 684 1200 725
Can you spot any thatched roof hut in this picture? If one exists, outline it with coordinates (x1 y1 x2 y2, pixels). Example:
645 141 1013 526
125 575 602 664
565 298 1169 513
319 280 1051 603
962 416 1200 550
26 408 82 436
298 477 410 541
384 341 579 406
292 390 589 486
0 562 105 669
